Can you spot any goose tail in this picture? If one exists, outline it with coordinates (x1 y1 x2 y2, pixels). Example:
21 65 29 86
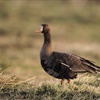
95 65 100 74
80 56 100 74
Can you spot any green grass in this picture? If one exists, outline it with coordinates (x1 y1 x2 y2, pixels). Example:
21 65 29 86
0 0 100 99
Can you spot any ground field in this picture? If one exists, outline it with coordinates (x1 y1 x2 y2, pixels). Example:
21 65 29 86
0 0 100 99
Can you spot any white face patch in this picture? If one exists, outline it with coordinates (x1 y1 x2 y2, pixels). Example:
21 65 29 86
40 26 43 32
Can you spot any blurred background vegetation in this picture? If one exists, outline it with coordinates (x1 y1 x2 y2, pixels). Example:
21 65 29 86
0 0 100 82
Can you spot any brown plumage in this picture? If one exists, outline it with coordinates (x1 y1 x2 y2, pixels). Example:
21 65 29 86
36 24 100 85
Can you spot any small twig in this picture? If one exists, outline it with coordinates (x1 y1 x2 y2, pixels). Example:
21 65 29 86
15 77 36 85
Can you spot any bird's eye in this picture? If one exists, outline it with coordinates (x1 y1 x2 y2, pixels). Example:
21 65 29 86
40 26 43 31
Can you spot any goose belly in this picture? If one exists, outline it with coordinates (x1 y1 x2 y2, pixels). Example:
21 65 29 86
41 60 62 79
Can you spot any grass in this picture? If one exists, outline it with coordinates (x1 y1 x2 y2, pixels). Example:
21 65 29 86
0 73 100 100
0 0 100 99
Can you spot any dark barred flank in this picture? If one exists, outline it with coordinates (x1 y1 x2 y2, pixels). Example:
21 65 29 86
36 24 100 86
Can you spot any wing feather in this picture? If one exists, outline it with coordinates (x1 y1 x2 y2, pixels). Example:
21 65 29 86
45 52 100 73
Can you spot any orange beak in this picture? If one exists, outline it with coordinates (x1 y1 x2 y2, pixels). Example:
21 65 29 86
35 28 42 33
35 26 43 33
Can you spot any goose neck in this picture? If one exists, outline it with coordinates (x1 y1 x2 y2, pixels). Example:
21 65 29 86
40 32 52 60
43 32 51 44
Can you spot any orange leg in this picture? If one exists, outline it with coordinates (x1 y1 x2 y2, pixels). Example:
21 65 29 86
61 79 65 86
67 79 70 84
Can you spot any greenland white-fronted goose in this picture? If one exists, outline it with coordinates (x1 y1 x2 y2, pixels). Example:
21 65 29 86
36 24 100 85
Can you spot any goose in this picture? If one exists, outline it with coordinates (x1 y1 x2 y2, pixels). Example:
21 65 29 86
36 24 100 85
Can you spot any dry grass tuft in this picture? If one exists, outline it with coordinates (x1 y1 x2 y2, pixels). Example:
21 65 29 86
0 72 100 99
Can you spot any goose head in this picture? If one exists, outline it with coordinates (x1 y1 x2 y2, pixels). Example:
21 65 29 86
36 24 50 34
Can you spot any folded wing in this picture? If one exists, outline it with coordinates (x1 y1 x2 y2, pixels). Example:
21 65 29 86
45 52 100 73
